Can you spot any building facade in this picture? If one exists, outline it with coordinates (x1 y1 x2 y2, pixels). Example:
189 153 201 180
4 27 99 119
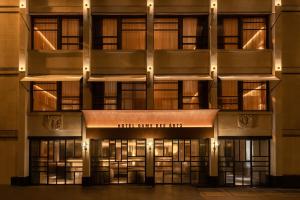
0 0 300 187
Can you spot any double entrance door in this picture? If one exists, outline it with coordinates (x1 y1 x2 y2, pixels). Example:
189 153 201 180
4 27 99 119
90 138 209 185
90 139 146 184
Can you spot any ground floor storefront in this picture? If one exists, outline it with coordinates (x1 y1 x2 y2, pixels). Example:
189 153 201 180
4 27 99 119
28 136 271 187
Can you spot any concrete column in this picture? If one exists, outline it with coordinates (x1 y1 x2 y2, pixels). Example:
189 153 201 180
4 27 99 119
82 0 92 185
209 0 218 182
14 0 30 185
271 0 283 179
146 0 154 110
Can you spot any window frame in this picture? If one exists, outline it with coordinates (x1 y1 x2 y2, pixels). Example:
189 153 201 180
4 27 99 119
217 15 270 50
30 80 83 112
92 15 147 50
154 15 209 50
218 80 270 111
31 15 83 50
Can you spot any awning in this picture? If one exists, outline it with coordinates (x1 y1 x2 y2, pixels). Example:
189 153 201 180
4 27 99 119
88 75 146 82
218 75 279 81
20 75 82 82
154 75 213 81
82 110 219 128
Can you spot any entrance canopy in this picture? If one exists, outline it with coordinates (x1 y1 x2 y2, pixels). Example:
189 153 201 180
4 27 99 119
82 110 219 128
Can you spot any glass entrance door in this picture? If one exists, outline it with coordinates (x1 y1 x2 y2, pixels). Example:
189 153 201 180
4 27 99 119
91 139 146 184
154 139 209 184
219 138 270 186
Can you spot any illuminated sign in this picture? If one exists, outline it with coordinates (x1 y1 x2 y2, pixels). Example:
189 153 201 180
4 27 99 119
82 110 219 128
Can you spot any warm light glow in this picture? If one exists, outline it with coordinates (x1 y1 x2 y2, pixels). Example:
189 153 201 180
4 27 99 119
33 85 57 100
34 27 56 50
83 0 90 8
243 27 265 49
275 0 282 6
210 0 217 8
19 1 26 8
82 140 89 151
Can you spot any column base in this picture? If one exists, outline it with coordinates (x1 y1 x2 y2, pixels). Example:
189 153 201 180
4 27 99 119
11 176 30 186
269 175 300 188
82 176 92 186
145 176 154 186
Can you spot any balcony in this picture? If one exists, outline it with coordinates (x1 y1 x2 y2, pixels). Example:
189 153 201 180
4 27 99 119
154 50 210 75
29 0 82 13
155 0 209 13
91 50 146 75
28 50 83 75
217 111 272 137
218 0 272 13
91 0 146 13
218 49 273 74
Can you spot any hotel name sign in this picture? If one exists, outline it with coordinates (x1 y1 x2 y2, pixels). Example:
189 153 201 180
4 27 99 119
82 110 219 128
117 123 183 128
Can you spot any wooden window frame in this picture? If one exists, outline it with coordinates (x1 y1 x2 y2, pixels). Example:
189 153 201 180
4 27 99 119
32 15 83 50
31 80 83 112
218 15 270 49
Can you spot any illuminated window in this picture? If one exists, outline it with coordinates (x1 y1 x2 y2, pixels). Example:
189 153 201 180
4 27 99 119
93 16 146 50
218 81 269 111
154 81 178 109
31 81 82 111
218 16 268 50
33 16 82 50
154 16 208 50
92 82 146 110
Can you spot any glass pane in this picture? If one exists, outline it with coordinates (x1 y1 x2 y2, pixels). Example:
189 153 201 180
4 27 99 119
122 18 146 50
223 18 238 49
154 18 178 49
154 81 178 109
62 18 80 50
62 81 80 110
33 82 57 111
34 18 57 50
242 18 266 49
220 80 238 110
243 81 267 110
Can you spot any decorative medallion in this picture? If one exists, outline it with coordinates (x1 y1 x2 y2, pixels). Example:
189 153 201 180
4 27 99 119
237 114 254 128
43 115 63 131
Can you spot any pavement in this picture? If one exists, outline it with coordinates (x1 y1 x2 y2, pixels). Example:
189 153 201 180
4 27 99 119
0 185 300 200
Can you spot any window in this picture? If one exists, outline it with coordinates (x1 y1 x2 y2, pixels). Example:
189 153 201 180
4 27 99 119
93 16 146 50
154 16 208 50
154 81 209 110
32 16 83 50
218 16 268 49
31 81 82 111
30 138 83 185
92 82 147 110
218 81 269 111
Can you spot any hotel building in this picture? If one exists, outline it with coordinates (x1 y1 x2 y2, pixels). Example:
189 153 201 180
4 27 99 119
0 0 299 187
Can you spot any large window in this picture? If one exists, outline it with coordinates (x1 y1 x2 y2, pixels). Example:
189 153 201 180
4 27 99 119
31 81 82 111
154 16 208 50
218 81 269 111
154 81 208 110
92 82 147 110
93 16 146 50
219 138 270 186
218 16 268 49
30 138 83 185
32 16 83 50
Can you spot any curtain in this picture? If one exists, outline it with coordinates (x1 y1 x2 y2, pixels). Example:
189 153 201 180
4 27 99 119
154 81 178 109
121 83 146 110
33 82 57 111
242 18 266 49
183 18 197 50
183 80 199 109
221 80 238 110
223 18 238 49
154 18 178 50
102 19 118 50
62 19 80 50
62 81 80 110
104 82 117 109
34 18 58 50
122 18 146 50
243 82 267 110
